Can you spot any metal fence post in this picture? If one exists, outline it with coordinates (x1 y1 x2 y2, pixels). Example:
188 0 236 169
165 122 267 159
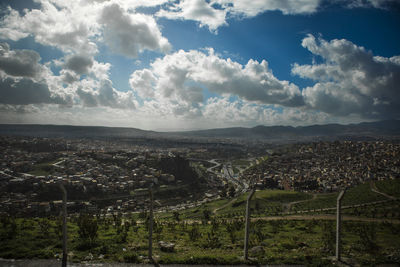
148 185 154 262
336 189 345 261
244 189 255 260
59 184 67 267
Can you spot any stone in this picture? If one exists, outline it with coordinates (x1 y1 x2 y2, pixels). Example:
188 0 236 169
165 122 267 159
249 246 265 256
158 241 175 252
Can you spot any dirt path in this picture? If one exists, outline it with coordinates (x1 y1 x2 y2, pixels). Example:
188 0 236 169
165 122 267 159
182 214 400 224
370 181 397 200
252 214 400 224
283 193 317 213
213 197 237 214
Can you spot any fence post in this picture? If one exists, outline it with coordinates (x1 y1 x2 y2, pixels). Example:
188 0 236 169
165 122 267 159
59 184 67 267
336 189 345 261
244 189 255 260
148 185 154 262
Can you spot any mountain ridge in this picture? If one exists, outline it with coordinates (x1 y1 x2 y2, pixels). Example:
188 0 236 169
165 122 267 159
0 120 399 141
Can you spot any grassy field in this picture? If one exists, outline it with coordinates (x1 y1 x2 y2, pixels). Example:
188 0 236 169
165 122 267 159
1 179 400 265
292 181 389 212
27 159 60 176
375 178 400 198
1 215 399 265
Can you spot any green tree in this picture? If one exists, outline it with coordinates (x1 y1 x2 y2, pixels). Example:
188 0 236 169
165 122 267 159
77 214 98 247
203 209 211 223
188 223 201 242
173 211 180 222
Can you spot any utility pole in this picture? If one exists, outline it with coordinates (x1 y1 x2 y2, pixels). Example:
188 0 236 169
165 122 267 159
244 189 255 260
336 189 346 262
148 184 154 262
59 183 67 267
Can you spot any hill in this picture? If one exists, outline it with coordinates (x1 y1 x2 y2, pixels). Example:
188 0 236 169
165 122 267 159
0 120 399 142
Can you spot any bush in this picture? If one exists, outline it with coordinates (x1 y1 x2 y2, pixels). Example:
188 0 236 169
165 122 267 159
77 214 98 249
123 251 138 263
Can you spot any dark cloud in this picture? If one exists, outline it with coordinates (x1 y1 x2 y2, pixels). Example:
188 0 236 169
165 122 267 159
64 54 93 75
77 79 136 109
0 77 71 105
0 42 44 78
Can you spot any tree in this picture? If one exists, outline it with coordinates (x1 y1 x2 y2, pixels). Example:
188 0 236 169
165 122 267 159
38 218 50 237
203 209 211 223
228 186 236 198
225 223 237 244
77 214 98 247
173 211 180 222
188 223 201 242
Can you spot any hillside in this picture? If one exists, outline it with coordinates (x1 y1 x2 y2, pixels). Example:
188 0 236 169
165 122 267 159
0 120 399 142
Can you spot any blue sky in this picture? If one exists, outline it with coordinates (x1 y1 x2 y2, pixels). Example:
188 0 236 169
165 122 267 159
0 0 399 130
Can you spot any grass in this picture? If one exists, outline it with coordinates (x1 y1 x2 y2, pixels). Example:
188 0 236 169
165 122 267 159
1 216 399 265
292 181 387 212
2 180 400 265
375 178 400 198
27 159 60 176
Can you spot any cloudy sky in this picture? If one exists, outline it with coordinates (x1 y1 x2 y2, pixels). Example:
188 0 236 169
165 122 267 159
0 0 399 130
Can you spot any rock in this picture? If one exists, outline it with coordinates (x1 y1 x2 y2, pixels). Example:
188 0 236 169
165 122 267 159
98 254 105 259
249 246 265 256
158 241 175 252
297 241 309 248
84 253 93 261
67 251 74 259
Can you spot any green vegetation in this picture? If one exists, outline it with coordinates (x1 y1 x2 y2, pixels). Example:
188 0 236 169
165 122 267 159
1 179 400 265
375 179 400 198
1 215 399 265
292 181 388 212
27 159 60 176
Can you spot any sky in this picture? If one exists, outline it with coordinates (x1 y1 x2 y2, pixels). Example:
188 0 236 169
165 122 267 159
0 0 399 131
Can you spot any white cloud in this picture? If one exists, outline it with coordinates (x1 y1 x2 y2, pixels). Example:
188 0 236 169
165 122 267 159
0 2 99 54
157 0 228 32
202 97 330 128
340 0 399 9
130 48 303 117
292 34 400 118
157 0 321 31
0 0 170 57
99 3 171 58
129 69 157 98
76 79 136 109
218 0 321 17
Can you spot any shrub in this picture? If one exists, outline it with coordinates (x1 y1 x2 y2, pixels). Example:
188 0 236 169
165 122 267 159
123 251 138 263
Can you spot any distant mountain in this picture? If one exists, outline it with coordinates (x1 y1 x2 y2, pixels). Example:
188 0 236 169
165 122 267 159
174 120 400 140
0 120 399 142
0 124 160 139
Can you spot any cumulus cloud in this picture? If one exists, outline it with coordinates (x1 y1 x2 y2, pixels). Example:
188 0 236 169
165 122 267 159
64 54 94 75
157 0 227 32
0 0 170 57
99 3 171 57
0 77 72 105
202 97 330 127
338 0 400 9
0 42 45 78
157 0 321 31
292 34 400 118
218 0 321 17
77 79 136 109
0 3 98 54
129 48 303 117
